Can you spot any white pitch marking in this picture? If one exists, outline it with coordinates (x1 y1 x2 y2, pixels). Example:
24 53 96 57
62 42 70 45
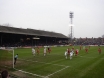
79 55 104 59
46 66 70 77
14 68 45 78
19 58 67 67
17 58 70 77
79 56 96 58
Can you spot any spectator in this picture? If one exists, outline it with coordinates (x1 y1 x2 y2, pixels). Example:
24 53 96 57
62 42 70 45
1 70 9 78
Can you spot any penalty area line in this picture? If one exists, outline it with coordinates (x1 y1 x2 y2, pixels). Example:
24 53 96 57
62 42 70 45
14 68 45 78
46 66 70 77
17 58 70 77
79 56 96 58
19 58 67 67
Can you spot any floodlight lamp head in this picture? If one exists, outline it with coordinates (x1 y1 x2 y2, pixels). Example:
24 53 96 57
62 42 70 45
69 12 74 18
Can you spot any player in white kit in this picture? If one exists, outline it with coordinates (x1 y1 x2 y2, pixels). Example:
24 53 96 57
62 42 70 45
65 51 68 59
44 47 47 56
32 48 35 56
70 51 73 60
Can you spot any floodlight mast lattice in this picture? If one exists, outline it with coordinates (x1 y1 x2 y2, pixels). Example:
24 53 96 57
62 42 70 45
69 11 74 42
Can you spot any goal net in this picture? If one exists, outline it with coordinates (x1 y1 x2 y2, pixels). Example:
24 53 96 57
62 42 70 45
0 48 14 70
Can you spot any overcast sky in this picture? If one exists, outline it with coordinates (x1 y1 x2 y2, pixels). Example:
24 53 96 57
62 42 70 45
0 0 104 38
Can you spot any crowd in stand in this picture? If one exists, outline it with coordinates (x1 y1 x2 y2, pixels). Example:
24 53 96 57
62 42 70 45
0 37 104 47
0 41 62 47
72 37 104 45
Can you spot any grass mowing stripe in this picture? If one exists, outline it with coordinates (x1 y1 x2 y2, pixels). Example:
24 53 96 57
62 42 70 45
5 46 104 78
82 59 104 78
77 56 104 77
18 58 68 67
16 58 70 77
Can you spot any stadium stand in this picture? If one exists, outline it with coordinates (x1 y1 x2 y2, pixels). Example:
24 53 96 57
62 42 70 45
0 25 67 38
0 25 103 47
0 25 68 47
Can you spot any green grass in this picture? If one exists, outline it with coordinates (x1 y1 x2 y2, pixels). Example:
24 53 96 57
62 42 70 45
0 49 13 69
0 46 104 78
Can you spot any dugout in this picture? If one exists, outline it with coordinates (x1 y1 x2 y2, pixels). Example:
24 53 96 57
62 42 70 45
0 25 68 47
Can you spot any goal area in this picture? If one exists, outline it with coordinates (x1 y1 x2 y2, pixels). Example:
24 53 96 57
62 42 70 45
0 48 14 70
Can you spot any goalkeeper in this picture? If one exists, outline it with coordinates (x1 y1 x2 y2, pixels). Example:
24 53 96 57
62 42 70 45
14 54 18 65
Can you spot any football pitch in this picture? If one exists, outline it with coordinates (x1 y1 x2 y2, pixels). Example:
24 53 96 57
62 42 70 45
1 46 104 78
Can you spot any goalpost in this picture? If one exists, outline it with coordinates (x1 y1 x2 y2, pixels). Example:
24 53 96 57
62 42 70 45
0 48 14 69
